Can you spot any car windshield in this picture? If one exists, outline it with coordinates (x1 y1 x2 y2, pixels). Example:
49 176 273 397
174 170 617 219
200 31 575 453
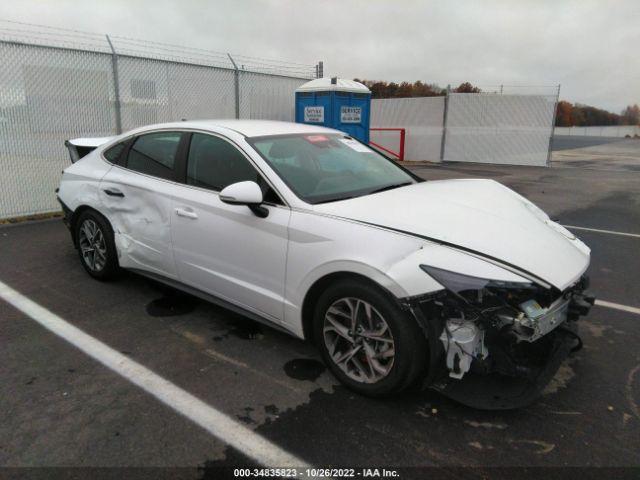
248 133 417 204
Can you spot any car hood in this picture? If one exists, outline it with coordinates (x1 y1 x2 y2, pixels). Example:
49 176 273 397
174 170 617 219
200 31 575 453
313 179 590 290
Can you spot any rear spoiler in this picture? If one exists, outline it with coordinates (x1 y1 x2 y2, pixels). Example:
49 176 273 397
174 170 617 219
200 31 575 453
65 137 115 163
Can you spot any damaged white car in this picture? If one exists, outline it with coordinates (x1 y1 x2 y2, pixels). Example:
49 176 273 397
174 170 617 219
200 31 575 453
58 120 594 408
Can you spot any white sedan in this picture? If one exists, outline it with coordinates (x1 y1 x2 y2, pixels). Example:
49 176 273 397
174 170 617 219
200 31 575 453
58 120 594 405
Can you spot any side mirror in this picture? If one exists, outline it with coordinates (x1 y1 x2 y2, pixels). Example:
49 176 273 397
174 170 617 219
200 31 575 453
219 181 268 218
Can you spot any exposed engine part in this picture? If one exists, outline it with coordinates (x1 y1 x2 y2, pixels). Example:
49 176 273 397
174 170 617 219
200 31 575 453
497 297 571 343
432 324 583 410
439 318 488 379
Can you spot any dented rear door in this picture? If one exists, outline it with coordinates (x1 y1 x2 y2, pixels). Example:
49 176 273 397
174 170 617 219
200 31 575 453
99 131 186 279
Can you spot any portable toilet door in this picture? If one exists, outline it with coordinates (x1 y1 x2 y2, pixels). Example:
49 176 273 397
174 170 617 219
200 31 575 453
332 90 371 143
295 78 371 143
295 90 333 128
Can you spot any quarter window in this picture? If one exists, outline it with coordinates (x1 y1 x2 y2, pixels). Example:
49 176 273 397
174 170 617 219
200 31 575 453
126 132 181 181
103 142 126 163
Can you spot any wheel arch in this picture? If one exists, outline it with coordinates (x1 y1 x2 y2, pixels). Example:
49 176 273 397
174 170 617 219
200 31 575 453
301 271 401 344
69 205 113 247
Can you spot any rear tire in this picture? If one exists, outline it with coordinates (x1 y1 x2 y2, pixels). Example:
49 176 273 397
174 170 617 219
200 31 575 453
313 279 428 396
74 210 120 280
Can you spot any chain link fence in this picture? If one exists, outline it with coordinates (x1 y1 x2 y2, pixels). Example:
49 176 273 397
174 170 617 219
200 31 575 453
0 20 318 219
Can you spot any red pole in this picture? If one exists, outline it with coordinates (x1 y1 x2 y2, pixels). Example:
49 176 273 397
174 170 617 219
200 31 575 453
369 127 406 161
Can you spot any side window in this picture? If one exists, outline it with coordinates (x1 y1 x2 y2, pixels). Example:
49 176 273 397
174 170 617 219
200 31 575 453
186 133 282 204
186 133 260 191
126 132 181 181
103 142 126 163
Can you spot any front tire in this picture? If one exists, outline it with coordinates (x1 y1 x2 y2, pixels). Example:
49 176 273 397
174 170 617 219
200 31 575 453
74 210 120 280
313 279 428 396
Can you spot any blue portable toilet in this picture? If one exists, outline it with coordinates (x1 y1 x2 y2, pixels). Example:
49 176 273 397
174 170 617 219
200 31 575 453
295 77 371 143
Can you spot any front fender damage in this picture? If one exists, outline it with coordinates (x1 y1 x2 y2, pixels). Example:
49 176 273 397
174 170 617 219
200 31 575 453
401 277 595 409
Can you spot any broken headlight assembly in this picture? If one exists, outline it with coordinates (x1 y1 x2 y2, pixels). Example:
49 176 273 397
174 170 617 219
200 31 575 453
419 265 594 382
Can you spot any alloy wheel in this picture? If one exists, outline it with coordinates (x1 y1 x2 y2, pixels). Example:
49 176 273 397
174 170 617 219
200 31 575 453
78 219 107 272
323 297 395 384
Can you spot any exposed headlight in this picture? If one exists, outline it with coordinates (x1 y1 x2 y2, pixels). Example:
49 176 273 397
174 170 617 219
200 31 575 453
420 265 532 294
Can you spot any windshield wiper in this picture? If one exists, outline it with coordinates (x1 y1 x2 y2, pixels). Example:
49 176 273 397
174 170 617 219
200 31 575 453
368 182 413 195
313 182 413 204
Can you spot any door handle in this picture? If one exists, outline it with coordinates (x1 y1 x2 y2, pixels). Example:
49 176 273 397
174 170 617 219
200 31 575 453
103 188 125 198
174 207 198 219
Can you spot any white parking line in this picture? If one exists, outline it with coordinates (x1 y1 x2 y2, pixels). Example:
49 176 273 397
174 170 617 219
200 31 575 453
0 280 307 468
563 225 640 239
595 299 640 315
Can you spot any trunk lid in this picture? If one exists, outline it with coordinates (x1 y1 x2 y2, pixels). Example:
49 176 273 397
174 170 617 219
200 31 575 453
65 137 115 163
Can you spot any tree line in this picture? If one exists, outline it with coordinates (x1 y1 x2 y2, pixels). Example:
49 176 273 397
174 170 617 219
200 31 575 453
353 79 481 98
555 101 639 127
354 79 639 127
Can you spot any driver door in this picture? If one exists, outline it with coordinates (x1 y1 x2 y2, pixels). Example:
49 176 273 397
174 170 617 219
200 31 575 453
170 132 291 324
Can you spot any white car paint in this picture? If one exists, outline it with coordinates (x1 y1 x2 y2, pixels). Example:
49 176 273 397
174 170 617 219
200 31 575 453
314 179 590 291
170 174 291 323
100 164 183 279
58 120 590 340
219 180 264 205
68 137 115 148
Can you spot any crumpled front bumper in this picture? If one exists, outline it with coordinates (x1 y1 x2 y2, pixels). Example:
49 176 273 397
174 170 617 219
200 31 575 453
405 279 595 410
431 321 580 410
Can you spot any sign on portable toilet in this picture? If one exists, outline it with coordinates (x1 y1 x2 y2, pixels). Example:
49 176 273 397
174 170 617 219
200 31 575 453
295 77 371 143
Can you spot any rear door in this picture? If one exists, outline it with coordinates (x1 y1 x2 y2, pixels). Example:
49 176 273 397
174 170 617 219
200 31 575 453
100 130 187 279
170 132 290 322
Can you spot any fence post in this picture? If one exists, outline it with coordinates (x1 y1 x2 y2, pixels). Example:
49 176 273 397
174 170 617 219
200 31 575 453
105 35 122 134
227 53 240 119
439 84 451 161
546 83 561 166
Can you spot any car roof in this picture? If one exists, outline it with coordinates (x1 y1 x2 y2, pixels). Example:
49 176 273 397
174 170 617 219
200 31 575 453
132 119 341 138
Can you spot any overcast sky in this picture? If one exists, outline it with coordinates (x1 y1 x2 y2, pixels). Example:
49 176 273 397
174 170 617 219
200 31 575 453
1 0 638 112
